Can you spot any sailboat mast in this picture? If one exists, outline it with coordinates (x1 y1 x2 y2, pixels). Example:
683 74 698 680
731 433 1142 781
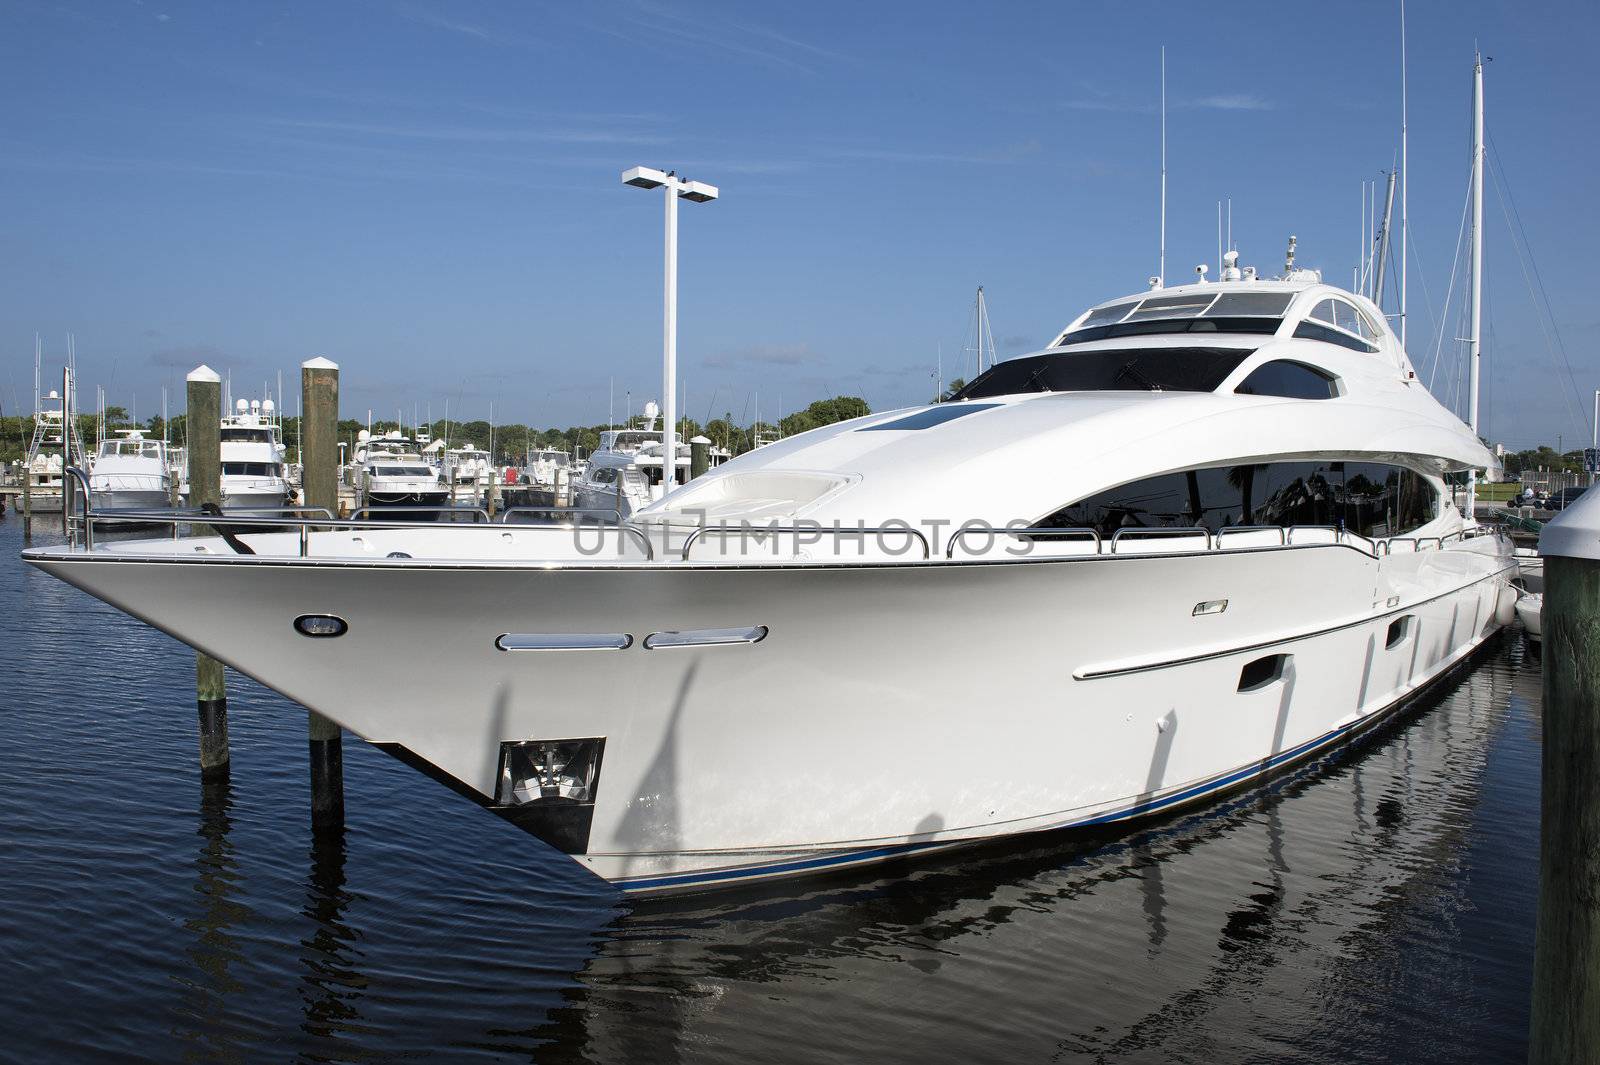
1158 46 1167 288
1466 52 1485 519
1399 0 1409 347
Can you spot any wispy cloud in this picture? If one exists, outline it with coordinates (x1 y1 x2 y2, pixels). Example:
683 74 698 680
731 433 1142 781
583 1 851 75
820 139 1041 166
1189 93 1272 111
266 118 668 146
1059 91 1274 114
702 343 824 369
396 6 494 42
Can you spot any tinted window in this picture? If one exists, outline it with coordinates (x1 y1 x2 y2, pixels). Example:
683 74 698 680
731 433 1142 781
1292 320 1378 353
1061 318 1280 345
1206 292 1293 317
222 462 275 476
1124 294 1214 321
1038 461 1435 538
953 347 1251 400
1234 360 1340 400
861 403 1000 431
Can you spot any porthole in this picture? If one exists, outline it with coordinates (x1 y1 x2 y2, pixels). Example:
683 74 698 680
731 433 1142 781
294 614 349 639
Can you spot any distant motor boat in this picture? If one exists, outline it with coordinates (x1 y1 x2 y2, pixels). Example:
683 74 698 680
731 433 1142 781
355 430 451 520
218 397 291 512
89 431 174 514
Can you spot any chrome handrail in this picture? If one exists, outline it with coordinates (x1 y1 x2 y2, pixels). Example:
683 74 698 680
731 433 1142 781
1109 526 1212 553
350 506 490 522
63 465 93 548
1285 525 1344 545
1217 525 1288 546
681 523 933 562
944 526 1101 559
497 506 623 525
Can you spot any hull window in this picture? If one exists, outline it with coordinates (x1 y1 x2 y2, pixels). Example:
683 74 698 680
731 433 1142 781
294 614 348 638
643 626 769 650
1238 654 1291 692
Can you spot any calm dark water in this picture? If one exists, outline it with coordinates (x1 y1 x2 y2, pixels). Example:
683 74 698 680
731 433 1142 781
0 514 1541 1063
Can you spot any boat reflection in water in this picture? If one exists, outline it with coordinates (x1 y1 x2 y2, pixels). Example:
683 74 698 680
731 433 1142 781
524 638 1536 1064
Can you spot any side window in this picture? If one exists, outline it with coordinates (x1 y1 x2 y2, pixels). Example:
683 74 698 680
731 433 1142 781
1039 461 1435 537
1234 361 1340 400
1311 299 1338 325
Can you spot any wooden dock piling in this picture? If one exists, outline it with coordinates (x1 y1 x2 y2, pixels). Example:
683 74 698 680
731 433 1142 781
186 365 229 777
690 435 710 480
301 357 345 832
1529 492 1600 1065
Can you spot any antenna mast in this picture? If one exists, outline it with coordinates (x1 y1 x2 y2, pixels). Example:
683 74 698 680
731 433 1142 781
1158 46 1167 288
1399 0 1409 346
33 333 40 412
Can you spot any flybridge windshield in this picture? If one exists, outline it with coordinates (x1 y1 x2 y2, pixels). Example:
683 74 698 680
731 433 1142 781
1061 291 1293 345
950 347 1252 400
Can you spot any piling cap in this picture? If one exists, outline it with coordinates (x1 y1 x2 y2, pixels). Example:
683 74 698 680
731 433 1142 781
689 435 710 444
301 356 339 370
1539 485 1600 560
186 364 221 383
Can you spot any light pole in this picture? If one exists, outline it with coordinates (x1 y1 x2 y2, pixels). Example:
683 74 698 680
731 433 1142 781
622 166 718 496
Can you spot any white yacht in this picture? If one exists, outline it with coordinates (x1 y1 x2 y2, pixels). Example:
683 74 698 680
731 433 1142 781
88 431 174 512
25 268 1515 894
19 387 87 514
355 430 451 519
519 446 577 507
218 398 291 511
441 444 495 506
572 405 690 518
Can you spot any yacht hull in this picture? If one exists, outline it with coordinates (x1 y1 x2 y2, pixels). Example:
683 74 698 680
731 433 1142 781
25 536 1515 894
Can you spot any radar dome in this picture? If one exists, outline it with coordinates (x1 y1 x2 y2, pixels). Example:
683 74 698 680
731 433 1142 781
235 399 249 413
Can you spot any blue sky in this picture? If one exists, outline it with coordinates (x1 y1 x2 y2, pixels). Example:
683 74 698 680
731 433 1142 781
2 0 1594 447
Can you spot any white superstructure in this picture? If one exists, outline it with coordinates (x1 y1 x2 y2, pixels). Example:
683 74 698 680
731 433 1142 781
88 431 173 512
572 409 690 519
218 398 290 511
19 387 87 514
26 266 1515 895
355 430 450 518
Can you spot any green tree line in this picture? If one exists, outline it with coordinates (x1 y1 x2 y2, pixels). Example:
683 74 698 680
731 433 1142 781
1 395 874 467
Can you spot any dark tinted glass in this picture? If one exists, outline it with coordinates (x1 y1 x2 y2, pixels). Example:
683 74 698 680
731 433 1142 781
1038 460 1436 538
1061 318 1279 345
952 348 1251 400
860 403 1000 431
1234 360 1339 400
1293 320 1378 353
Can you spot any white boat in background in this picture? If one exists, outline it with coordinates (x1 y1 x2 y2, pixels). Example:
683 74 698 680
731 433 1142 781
572 404 690 518
88 431 174 512
20 386 87 514
441 445 495 506
355 430 451 519
519 446 577 507
219 398 291 511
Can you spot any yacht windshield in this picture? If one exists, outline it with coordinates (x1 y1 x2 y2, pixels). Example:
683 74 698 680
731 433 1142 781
1059 292 1292 345
951 347 1252 399
373 465 433 477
